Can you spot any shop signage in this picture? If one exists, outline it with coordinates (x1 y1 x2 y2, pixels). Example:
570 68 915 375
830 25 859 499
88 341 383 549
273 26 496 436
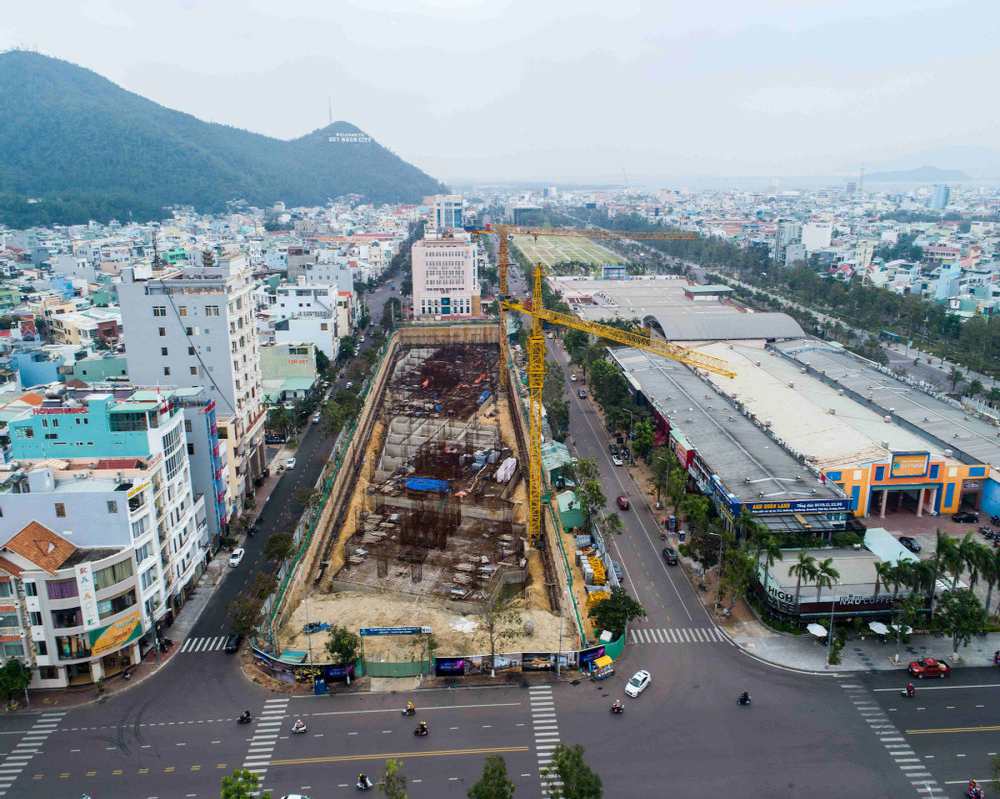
88 609 143 657
127 482 150 499
578 645 606 669
765 581 896 612
735 498 852 516
890 451 930 479
963 481 982 491
359 626 432 637
75 562 100 629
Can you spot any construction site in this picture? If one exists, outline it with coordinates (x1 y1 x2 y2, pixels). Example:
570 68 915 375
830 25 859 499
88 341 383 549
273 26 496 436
280 326 571 660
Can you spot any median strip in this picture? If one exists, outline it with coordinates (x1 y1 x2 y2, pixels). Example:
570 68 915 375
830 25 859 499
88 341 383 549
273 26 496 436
906 724 1000 735
270 745 529 768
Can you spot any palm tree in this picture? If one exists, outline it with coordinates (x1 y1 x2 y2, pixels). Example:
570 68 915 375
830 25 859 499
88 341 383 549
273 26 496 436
789 552 818 608
938 532 966 590
755 534 784 596
873 561 895 599
964 539 990 591
814 558 841 602
985 549 1000 618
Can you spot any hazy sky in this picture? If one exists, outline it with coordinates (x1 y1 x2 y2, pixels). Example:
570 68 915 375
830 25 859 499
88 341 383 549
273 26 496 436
2 0 997 184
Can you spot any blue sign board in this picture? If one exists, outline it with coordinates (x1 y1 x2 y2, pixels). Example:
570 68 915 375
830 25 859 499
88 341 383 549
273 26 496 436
360 626 432 637
732 498 852 516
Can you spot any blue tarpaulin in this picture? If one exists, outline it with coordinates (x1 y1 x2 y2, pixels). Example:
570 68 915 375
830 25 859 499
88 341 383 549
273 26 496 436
477 389 492 406
405 477 451 494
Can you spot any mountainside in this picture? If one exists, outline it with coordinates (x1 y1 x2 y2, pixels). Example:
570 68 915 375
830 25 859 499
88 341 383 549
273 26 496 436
864 165 970 183
0 51 445 227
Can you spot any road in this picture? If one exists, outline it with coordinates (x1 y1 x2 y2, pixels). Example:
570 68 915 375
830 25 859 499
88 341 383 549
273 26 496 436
0 266 975 798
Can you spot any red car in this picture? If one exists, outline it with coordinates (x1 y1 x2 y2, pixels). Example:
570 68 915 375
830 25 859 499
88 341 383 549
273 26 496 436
616 495 630 511
908 657 950 679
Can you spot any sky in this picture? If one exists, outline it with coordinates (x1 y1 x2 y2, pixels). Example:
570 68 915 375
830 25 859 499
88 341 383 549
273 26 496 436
2 0 998 185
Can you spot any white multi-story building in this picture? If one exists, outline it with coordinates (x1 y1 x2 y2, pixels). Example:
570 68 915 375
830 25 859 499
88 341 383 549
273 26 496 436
411 230 480 319
427 194 464 232
0 390 208 688
117 253 265 519
802 222 833 253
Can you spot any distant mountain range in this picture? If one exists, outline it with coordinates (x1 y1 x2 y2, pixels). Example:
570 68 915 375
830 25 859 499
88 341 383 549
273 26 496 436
863 165 971 183
0 51 445 228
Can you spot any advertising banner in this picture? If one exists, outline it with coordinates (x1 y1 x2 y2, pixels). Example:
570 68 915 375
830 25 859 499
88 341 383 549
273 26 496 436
522 653 557 672
890 452 930 479
88 609 143 657
737 498 852 516
434 657 467 676
360 626 432 636
578 645 606 670
75 562 100 630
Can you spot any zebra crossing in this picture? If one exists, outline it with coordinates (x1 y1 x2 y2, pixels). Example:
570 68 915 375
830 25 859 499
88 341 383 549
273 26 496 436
180 635 229 653
629 626 726 644
0 709 65 796
242 697 290 794
839 682 943 797
529 685 563 797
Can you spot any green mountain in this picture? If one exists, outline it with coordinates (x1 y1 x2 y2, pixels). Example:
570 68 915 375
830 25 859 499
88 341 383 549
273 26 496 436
0 51 445 227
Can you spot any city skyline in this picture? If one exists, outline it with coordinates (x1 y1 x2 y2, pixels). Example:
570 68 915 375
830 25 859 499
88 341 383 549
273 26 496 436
2 0 998 184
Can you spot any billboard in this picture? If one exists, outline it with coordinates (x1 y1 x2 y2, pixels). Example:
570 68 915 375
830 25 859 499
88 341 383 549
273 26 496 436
578 644 606 670
522 653 557 672
88 610 143 657
890 452 930 479
75 563 100 630
737 498 852 516
360 626 432 636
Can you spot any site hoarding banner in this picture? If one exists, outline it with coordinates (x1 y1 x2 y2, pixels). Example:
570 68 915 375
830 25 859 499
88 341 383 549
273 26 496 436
890 451 930 479
88 609 143 657
578 644 606 670
733 498 853 516
75 562 100 630
434 656 467 676
522 652 557 672
360 626 432 636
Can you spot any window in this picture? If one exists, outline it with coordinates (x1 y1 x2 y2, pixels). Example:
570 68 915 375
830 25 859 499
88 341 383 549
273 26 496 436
107 500 118 514
94 560 133 591
178 306 188 317
206 305 220 316
23 582 37 597
189 366 198 375
153 306 166 317
184 420 192 433
54 502 66 518
97 589 136 620
0 613 20 629
187 442 195 455
0 581 11 597
35 641 47 656
1 642 24 659
163 366 171 376
185 327 193 336
46 579 78 600
37 666 58 680
51 608 82 628
55 634 90 660
188 346 195 355
136 541 153 563
140 567 157 591
29 611 42 626
161 347 168 356
158 327 166 337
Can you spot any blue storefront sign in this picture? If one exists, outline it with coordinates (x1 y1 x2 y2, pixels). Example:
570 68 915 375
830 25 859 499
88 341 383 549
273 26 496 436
360 626 433 637
731 498 852 516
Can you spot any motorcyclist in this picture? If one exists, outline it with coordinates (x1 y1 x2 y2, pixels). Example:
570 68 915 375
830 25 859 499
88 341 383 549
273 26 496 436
611 699 623 713
239 709 252 723
405 700 415 715
906 682 916 698
968 779 983 799
292 718 306 732
417 720 428 735
357 772 373 790
739 691 751 705
994 650 1000 666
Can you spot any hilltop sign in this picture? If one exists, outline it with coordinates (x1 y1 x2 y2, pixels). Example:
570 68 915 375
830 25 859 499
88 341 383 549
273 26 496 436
329 132 372 144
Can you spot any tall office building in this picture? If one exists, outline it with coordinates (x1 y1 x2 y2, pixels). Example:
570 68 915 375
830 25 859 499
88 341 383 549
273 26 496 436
118 253 265 521
428 195 464 231
774 220 802 265
411 229 480 318
930 184 951 211
801 222 833 253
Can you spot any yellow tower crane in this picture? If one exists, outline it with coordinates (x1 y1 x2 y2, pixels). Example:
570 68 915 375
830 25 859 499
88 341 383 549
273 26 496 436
501 263 735 545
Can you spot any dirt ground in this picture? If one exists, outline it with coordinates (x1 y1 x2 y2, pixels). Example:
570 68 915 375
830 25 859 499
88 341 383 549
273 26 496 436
281 589 568 658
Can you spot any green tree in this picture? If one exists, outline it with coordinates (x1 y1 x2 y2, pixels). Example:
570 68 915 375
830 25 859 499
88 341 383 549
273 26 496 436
679 494 710 534
789 552 818 608
477 588 523 677
754 534 783 597
325 625 361 666
813 557 841 602
949 365 964 392
719 546 755 610
221 767 272 799
650 448 672 504
382 297 402 329
468 755 516 799
587 586 645 639
893 593 925 664
0 659 31 702
263 532 294 563
266 405 294 439
315 348 331 375
339 335 358 362
226 595 264 637
381 758 407 799
600 511 624 537
563 329 590 364
873 561 895 599
936 531 964 592
542 359 569 440
631 418 654 461
933 588 986 659
543 744 602 799
966 378 984 398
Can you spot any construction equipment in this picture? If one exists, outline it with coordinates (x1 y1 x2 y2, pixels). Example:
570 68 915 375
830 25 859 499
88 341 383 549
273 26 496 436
501 263 734 545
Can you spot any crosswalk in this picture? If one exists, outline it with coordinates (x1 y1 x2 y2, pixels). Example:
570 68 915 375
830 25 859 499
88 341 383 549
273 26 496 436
529 685 563 797
242 697 290 795
629 626 726 644
180 635 229 653
0 710 65 796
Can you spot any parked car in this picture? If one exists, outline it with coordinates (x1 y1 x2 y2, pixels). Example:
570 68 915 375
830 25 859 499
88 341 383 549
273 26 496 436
952 511 979 523
577 388 587 399
312 413 321 424
610 560 624 581
224 633 244 654
624 669 652 697
345 381 354 390
570 373 578 382
661 546 679 565
284 457 297 469
608 443 620 457
611 455 624 467
898 536 922 553
908 657 950 679
616 495 630 511
228 548 245 568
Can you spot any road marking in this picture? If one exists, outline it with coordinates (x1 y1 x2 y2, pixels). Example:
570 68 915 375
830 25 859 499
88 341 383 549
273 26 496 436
270 745 530 767
306 701 520 718
906 724 1000 735
873 683 1000 692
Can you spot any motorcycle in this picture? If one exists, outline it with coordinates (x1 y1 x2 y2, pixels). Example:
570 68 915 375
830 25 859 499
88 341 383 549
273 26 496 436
291 721 307 734
966 786 985 799
610 703 624 715
737 694 752 706
356 776 374 792
414 725 429 737
238 712 252 725
900 687 916 699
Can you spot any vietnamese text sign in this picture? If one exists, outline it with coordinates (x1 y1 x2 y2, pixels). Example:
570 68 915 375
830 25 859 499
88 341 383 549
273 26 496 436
360 626 432 636
739 498 852 516
88 609 143 657
890 452 930 479
75 562 100 630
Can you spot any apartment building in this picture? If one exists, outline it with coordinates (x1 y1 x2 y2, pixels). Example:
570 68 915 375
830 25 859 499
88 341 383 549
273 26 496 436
270 281 340 361
411 230 480 319
117 254 265 518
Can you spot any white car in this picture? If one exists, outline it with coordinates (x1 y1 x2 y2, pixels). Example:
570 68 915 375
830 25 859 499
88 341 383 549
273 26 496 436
284 457 297 469
228 548 245 568
612 455 624 467
280 795 311 799
312 414 321 423
624 669 651 698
